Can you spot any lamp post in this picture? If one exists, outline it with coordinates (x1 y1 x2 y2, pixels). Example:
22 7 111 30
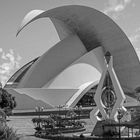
76 105 82 120
57 105 63 129
64 105 68 118
35 106 44 119
117 108 122 139
35 106 43 129
57 105 62 117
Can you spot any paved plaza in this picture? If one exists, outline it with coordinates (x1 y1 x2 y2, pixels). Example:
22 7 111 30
7 116 93 140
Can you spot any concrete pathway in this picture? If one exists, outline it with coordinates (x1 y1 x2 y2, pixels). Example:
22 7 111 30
7 116 47 140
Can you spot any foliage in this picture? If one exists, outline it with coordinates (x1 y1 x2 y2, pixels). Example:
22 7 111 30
32 114 84 136
102 129 118 137
100 119 118 137
0 88 16 116
135 86 140 93
0 88 18 140
32 117 55 124
66 109 77 118
0 125 20 140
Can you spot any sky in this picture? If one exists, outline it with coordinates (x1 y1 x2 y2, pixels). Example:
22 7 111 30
0 0 140 86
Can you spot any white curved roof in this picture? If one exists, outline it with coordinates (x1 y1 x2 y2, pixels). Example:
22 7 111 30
11 81 98 108
4 6 140 109
16 5 140 92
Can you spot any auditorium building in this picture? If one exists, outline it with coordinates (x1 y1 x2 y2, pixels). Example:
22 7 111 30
4 5 140 109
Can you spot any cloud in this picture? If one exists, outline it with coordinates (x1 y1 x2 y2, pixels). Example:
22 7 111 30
128 28 140 60
103 0 132 20
129 28 140 45
135 48 140 60
129 34 140 45
0 49 22 87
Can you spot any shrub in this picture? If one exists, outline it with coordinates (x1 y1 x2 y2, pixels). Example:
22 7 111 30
0 125 20 140
0 88 16 116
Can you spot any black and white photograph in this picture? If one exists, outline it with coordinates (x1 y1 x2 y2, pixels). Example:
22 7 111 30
0 0 140 139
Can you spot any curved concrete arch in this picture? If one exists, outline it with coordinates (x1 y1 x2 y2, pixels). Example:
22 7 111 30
16 5 140 91
46 63 101 89
45 47 103 89
18 34 87 88
71 47 105 73
4 57 39 88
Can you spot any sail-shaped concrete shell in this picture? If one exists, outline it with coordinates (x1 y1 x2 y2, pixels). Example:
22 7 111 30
4 6 140 108
18 35 87 88
16 5 140 91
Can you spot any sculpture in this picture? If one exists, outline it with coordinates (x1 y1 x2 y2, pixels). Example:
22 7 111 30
90 52 126 136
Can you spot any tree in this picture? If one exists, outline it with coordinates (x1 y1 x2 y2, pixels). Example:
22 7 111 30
135 86 140 101
135 86 140 93
0 88 16 116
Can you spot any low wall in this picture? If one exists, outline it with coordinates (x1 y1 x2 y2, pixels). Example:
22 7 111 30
37 135 140 140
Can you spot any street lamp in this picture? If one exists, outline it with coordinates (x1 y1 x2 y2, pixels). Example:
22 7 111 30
57 105 62 117
75 105 82 120
35 106 44 119
56 105 63 129
64 105 68 118
78 105 82 120
35 106 43 129
117 108 122 139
